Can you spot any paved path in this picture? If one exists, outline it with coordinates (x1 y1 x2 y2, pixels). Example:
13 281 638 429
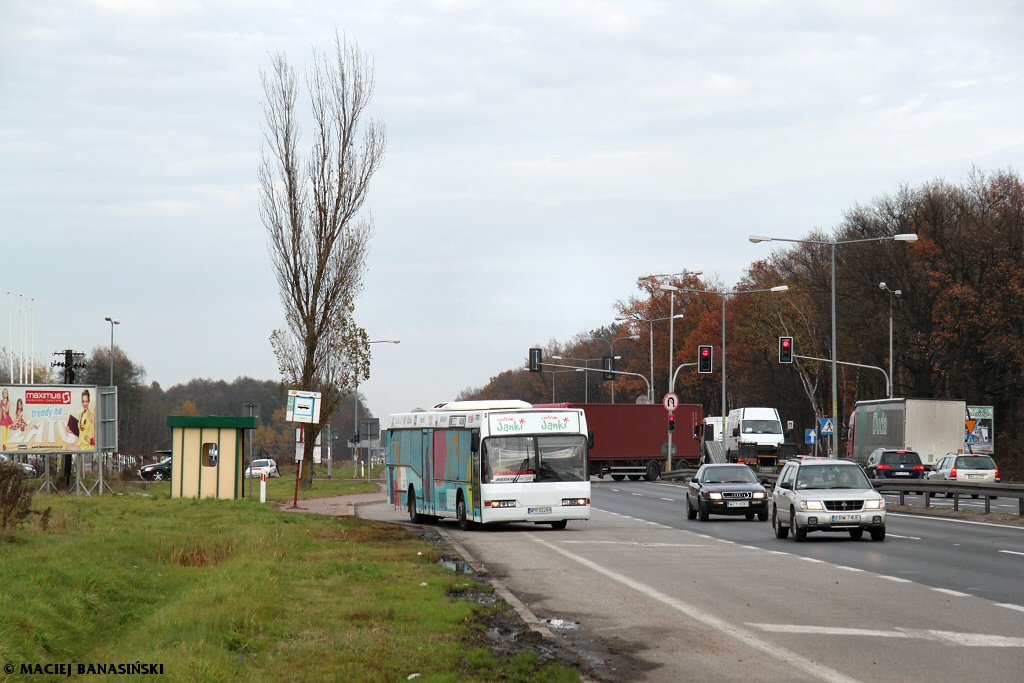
276 483 391 517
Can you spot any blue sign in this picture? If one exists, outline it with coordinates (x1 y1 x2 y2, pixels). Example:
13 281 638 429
805 429 818 445
820 418 834 435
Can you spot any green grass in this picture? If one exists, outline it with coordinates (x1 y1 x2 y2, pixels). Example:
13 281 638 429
0 492 580 683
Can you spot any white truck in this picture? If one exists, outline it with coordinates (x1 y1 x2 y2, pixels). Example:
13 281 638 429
725 407 785 468
845 398 967 466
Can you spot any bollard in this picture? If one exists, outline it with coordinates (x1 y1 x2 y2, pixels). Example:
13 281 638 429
260 471 267 504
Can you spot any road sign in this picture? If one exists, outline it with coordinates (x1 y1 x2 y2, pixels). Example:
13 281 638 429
805 429 818 445
820 418 834 435
663 392 679 412
965 419 977 435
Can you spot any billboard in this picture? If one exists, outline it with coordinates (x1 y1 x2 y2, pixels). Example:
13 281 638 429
966 405 994 454
1 385 99 454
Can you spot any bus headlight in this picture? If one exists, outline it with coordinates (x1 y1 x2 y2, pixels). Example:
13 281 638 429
562 498 589 506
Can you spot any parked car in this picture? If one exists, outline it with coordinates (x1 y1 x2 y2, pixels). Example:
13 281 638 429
0 453 37 478
926 453 999 497
685 463 769 521
771 457 887 541
865 448 925 480
245 458 280 479
138 456 172 481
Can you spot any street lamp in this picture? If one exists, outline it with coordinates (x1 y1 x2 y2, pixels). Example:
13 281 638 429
355 338 400 480
548 366 585 402
552 356 601 402
641 270 702 400
103 316 119 386
879 282 901 398
585 336 639 403
750 232 918 456
615 313 684 403
670 285 788 453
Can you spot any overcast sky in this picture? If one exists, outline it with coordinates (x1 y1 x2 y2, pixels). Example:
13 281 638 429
2 0 1022 423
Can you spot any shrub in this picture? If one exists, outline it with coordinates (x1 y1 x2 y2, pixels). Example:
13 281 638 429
0 462 33 530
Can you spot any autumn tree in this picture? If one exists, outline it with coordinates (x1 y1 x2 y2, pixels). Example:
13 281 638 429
259 33 385 484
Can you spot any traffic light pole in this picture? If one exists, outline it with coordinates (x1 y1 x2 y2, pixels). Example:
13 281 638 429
667 362 697 472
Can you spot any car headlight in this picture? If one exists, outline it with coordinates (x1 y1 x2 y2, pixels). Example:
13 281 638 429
864 499 885 509
708 492 723 500
752 491 766 499
800 500 824 511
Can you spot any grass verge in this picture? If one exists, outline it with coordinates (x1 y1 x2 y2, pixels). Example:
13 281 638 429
0 492 580 683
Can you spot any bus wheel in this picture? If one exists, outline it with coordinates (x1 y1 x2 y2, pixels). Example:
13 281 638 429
456 494 473 531
550 519 568 530
408 486 422 524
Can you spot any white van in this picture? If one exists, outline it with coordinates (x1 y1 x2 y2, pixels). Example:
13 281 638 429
726 407 784 464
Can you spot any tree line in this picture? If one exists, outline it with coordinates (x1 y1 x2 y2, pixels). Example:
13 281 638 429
460 170 1024 475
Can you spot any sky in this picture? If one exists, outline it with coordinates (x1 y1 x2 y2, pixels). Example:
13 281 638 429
2 0 1023 423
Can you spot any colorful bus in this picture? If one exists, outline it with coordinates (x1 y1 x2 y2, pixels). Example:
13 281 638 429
385 400 591 530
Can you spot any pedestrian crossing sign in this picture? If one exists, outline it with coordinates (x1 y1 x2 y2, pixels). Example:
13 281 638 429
820 418 834 435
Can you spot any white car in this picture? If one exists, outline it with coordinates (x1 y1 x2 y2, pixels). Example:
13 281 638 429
926 454 999 497
245 458 280 479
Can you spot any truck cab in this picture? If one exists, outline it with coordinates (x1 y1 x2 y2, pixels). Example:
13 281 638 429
726 407 784 468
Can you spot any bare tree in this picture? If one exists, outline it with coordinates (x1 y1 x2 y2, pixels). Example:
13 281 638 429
259 33 385 484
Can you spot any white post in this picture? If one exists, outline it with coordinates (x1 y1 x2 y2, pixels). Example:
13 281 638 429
260 472 266 503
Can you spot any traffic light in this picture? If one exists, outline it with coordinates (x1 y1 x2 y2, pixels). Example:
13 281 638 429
697 345 713 374
602 356 614 380
668 413 675 432
529 347 542 372
779 336 794 363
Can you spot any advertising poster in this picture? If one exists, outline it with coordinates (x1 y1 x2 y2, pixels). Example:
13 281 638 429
0 385 99 454
966 405 994 454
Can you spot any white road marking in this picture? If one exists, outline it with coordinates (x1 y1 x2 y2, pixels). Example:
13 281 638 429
660 497 675 502
631 492 644 496
888 512 1024 531
998 550 1024 557
887 534 921 540
996 603 1024 613
531 536 866 683
931 588 970 597
560 540 710 547
836 566 865 572
748 624 1024 647
880 575 912 583
801 557 824 563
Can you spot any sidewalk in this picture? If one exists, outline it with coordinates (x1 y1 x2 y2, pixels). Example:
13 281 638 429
276 483 391 517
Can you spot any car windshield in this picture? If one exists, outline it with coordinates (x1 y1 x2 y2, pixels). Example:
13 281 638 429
795 464 870 490
955 456 996 470
881 451 921 465
703 466 757 484
741 419 782 434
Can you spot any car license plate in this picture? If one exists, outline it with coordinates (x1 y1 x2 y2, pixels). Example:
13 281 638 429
967 474 983 479
831 514 860 523
528 507 551 514
727 501 749 508
894 471 910 476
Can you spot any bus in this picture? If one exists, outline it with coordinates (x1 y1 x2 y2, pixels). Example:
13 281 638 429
385 400 591 530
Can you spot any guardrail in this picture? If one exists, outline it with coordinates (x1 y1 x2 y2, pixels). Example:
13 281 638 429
662 467 1024 517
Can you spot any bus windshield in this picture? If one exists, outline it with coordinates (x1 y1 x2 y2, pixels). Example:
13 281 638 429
483 435 587 483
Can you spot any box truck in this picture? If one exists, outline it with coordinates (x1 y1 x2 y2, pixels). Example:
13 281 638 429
845 398 967 466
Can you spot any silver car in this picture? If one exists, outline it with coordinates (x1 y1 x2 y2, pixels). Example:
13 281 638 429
771 458 886 542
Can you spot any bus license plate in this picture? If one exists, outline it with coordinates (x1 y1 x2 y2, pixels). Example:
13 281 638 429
831 514 860 523
727 501 749 508
528 507 551 514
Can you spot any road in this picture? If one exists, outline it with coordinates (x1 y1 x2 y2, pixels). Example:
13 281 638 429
370 478 1024 682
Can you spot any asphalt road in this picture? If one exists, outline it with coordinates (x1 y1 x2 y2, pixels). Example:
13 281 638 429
364 477 1024 682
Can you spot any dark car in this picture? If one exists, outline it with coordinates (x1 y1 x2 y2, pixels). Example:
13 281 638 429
138 453 172 481
685 463 769 521
865 448 924 480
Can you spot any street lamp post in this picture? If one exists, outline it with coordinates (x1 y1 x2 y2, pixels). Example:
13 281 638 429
615 313 685 403
750 233 918 456
104 316 119 386
552 356 600 402
661 285 788 455
355 338 400 480
585 336 639 403
879 282 901 398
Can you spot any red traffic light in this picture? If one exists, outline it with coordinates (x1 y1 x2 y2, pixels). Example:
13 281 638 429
668 414 676 432
779 336 794 363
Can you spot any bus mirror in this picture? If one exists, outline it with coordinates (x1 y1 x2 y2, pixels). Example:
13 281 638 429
587 431 594 449
470 432 480 453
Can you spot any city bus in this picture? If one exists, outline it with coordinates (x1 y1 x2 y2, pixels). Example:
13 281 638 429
385 400 591 530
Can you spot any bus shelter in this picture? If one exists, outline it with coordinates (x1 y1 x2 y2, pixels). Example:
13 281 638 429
165 415 257 500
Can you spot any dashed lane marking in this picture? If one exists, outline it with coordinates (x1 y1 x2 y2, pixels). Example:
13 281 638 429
747 624 1024 647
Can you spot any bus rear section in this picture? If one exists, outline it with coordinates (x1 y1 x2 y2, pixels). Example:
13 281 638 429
385 402 591 529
